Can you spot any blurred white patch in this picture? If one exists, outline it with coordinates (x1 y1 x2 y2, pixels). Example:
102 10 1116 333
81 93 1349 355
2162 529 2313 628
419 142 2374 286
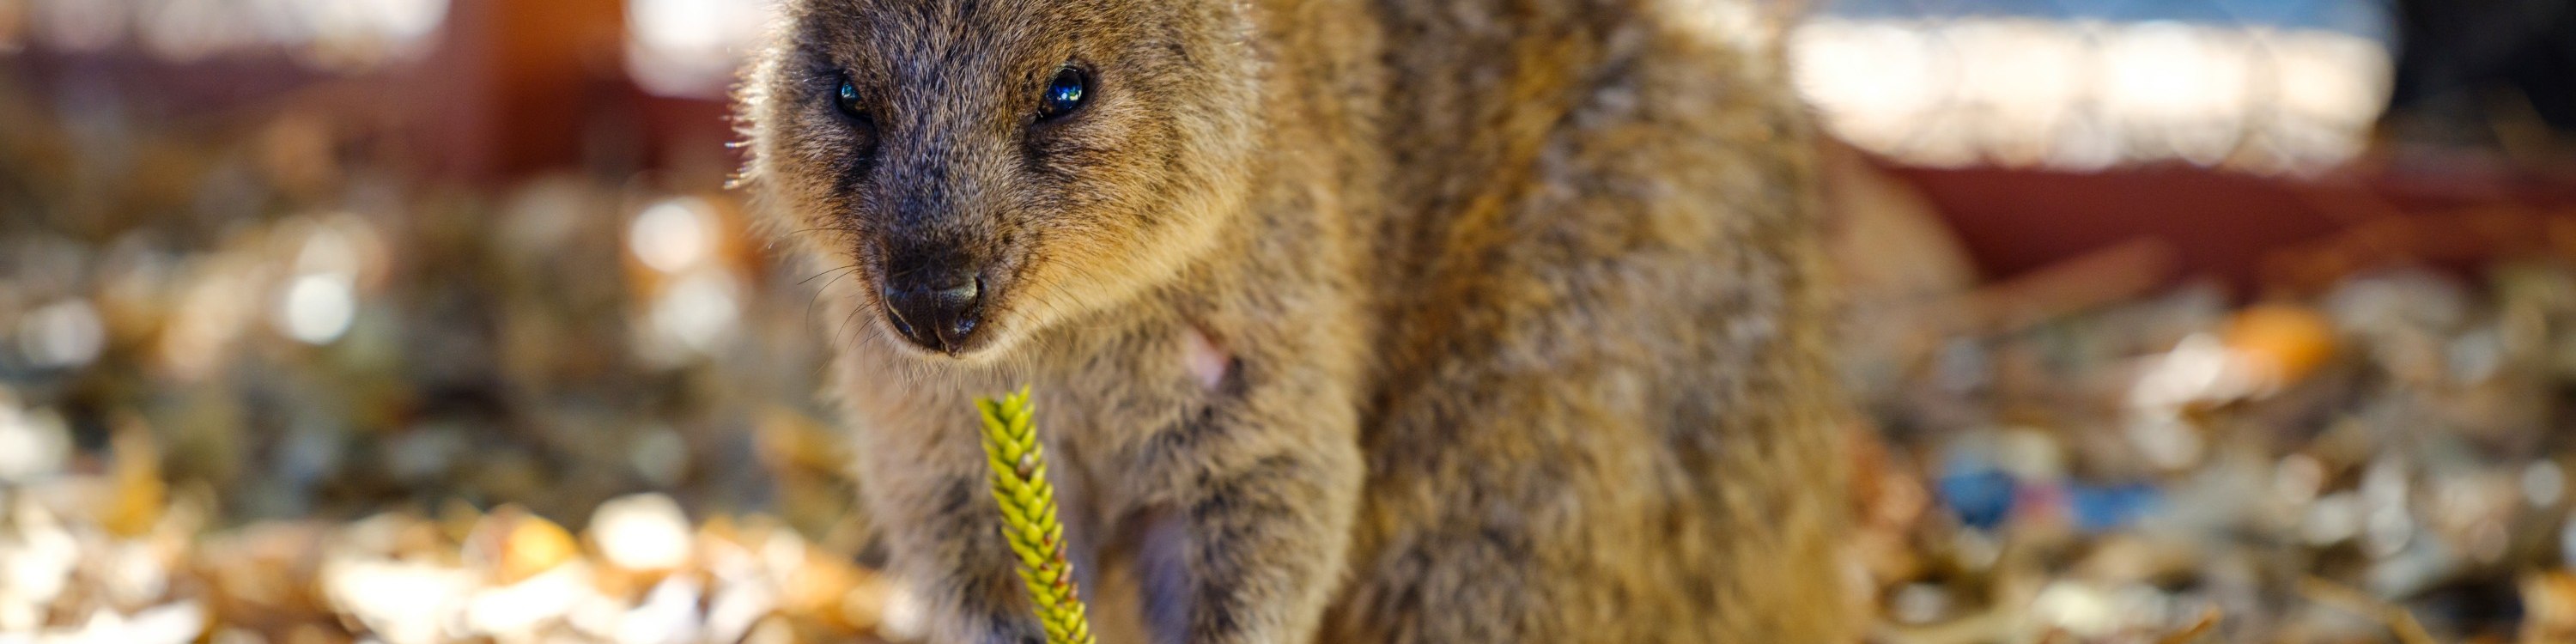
1789 20 1950 155
615 576 703 644
645 269 743 361
2529 461 2566 508
28 0 445 68
320 557 473 644
0 400 70 484
630 197 744 364
2128 333 2261 410
1943 18 2087 167
2304 491 2360 545
2029 580 2184 639
630 197 717 274
2273 453 2325 506
592 493 693 573
463 563 592 638
1789 15 2391 173
139 0 252 62
629 425 690 487
703 574 777 644
102 541 169 607
277 273 357 345
1658 0 1775 55
2101 22 2253 166
17 299 106 369
2560 517 2576 566
2360 459 2414 558
2027 581 2118 639
2123 411 2205 471
3 503 80 624
161 264 258 381
28 0 125 52
626 0 779 98
324 0 443 43
123 601 208 644
878 584 927 642
1887 582 1951 625
297 0 448 70
21 602 208 644
295 218 370 276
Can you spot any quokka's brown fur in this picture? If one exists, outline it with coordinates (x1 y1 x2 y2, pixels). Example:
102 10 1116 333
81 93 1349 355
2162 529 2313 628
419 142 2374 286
738 0 1854 641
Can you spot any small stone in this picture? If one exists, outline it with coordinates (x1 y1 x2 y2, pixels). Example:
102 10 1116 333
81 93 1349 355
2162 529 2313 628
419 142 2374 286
463 562 592 638
591 494 693 574
500 513 580 585
613 577 703 644
319 557 473 644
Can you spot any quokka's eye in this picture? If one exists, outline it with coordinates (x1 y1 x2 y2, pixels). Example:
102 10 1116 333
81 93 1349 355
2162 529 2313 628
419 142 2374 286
835 78 866 119
1036 66 1088 121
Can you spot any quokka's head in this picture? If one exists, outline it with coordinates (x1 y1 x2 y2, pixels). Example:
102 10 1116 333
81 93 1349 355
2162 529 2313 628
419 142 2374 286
742 0 1261 360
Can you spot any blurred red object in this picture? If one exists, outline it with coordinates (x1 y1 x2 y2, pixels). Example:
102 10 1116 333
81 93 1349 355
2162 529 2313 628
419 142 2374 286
1893 159 2576 297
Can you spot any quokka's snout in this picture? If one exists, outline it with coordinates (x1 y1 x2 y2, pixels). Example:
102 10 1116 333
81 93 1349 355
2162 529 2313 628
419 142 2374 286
872 240 989 355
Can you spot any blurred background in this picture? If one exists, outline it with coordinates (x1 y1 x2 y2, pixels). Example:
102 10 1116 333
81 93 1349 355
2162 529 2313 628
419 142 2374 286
0 0 2573 642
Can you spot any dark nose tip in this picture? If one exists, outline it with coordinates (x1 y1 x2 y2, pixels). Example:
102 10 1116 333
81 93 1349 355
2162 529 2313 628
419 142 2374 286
879 264 984 354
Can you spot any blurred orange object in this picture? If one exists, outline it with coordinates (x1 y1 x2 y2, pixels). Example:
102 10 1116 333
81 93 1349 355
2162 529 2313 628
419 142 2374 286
2222 305 2339 389
499 513 580 585
104 422 170 538
2524 572 2576 644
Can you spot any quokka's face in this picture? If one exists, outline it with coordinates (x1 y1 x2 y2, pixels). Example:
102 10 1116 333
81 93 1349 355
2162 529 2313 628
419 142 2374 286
746 0 1260 360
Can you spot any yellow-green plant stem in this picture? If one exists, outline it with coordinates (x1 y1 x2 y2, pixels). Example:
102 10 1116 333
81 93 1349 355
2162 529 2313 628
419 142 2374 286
976 386 1097 644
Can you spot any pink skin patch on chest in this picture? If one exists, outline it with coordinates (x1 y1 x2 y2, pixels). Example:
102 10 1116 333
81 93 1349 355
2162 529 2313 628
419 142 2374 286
1182 326 1230 392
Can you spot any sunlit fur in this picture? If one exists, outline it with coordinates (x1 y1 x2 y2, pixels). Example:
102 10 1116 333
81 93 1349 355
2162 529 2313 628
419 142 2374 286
740 0 1855 641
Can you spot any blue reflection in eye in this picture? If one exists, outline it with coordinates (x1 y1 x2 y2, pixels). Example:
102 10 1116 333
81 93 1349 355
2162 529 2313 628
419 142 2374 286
1037 67 1087 121
835 79 865 118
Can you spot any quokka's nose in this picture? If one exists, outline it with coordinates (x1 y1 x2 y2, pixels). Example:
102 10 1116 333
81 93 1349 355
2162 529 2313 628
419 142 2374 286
878 265 984 354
